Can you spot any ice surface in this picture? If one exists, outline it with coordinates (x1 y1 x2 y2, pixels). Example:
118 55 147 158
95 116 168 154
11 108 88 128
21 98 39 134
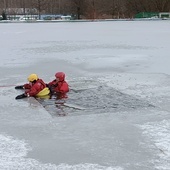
0 20 170 170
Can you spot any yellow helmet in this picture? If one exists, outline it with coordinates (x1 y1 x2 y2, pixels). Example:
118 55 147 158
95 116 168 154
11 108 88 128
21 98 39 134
27 74 38 82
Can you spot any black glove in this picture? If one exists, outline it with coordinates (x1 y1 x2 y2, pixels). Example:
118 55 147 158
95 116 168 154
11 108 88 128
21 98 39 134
15 93 27 100
15 85 23 89
49 85 56 93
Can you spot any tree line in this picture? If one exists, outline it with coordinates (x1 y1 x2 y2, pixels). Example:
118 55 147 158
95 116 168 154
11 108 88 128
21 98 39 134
0 0 170 19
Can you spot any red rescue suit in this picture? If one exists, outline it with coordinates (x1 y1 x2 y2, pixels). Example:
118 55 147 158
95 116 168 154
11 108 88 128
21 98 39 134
48 80 69 93
48 72 69 99
24 79 47 97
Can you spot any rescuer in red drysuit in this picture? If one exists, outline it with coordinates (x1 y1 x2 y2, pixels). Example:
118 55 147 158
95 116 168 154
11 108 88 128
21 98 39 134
47 72 69 99
15 74 50 99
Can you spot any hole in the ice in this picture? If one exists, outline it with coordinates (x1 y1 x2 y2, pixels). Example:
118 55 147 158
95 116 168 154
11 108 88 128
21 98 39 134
37 86 155 117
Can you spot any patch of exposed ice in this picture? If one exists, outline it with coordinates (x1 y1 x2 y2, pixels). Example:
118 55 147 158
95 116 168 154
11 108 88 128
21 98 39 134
139 120 170 170
0 134 123 170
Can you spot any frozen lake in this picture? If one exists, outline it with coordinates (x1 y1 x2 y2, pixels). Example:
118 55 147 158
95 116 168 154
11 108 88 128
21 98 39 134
0 20 170 170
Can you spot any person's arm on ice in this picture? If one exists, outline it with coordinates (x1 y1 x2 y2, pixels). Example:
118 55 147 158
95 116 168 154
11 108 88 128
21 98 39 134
15 74 50 99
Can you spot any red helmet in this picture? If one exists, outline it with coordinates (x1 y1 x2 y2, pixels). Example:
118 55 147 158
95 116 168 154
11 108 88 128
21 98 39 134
55 72 65 81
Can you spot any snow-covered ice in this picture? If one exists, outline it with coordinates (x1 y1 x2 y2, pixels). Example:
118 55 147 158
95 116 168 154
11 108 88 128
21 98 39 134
0 20 170 170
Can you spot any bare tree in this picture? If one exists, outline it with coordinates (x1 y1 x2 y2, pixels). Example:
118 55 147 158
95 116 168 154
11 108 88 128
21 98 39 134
33 0 49 19
1 0 170 19
68 0 86 19
152 0 170 12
